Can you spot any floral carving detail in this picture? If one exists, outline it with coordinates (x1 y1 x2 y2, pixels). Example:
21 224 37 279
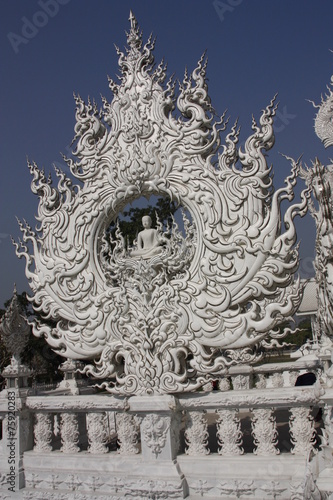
33 412 52 452
141 414 170 457
86 412 108 454
259 481 287 498
232 374 251 390
217 409 244 456
25 473 41 489
270 372 284 388
251 408 280 456
116 413 140 454
218 480 255 497
60 412 79 453
65 474 82 491
218 377 231 391
123 478 184 498
255 374 267 389
289 407 316 455
185 411 209 456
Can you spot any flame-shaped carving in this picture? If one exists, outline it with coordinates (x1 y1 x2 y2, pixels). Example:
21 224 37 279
15 13 308 394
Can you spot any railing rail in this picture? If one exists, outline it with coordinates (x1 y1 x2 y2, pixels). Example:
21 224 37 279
19 385 323 457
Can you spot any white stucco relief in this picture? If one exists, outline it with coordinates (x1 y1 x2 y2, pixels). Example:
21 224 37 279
15 13 308 395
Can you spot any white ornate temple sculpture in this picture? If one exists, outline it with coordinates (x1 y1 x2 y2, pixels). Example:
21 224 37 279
302 72 333 347
6 13 333 500
15 13 309 396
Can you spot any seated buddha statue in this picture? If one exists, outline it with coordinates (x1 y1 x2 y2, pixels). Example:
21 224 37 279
130 215 164 259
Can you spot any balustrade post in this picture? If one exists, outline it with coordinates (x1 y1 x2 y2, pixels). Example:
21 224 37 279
251 408 279 456
289 406 316 455
185 410 210 456
128 396 182 461
270 372 284 388
288 370 299 387
116 412 140 455
60 412 80 453
230 365 253 390
255 373 267 389
322 405 333 447
216 408 244 456
218 377 231 391
86 412 108 453
34 412 53 452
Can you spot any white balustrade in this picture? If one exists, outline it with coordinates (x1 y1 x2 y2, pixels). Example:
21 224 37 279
185 411 210 456
251 408 280 456
33 412 52 452
86 412 108 454
116 412 140 455
60 412 80 453
217 409 243 456
289 407 316 455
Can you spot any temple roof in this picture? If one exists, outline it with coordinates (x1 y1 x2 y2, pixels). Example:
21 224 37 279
296 278 317 316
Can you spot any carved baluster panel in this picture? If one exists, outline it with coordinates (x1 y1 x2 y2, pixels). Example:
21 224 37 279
322 405 333 447
231 374 250 391
86 412 108 454
288 370 299 387
289 407 316 455
218 377 231 392
141 414 170 458
34 412 52 452
270 372 284 388
251 408 279 456
255 374 267 389
217 409 244 456
185 411 209 456
60 412 79 453
116 413 140 455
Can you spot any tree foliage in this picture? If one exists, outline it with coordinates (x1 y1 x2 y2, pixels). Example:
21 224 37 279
0 292 63 387
108 196 179 247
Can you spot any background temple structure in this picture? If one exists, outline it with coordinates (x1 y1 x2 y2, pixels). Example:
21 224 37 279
1 13 333 499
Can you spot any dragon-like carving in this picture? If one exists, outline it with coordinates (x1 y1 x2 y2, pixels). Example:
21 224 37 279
15 13 309 395
312 72 333 148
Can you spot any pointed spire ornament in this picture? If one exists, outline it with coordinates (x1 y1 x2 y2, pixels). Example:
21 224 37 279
0 285 30 365
0 286 32 386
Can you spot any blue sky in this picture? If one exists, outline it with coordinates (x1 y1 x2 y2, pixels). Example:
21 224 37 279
1 0 333 307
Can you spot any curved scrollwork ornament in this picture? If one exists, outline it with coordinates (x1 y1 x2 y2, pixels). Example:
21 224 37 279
15 13 309 395
302 67 333 345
